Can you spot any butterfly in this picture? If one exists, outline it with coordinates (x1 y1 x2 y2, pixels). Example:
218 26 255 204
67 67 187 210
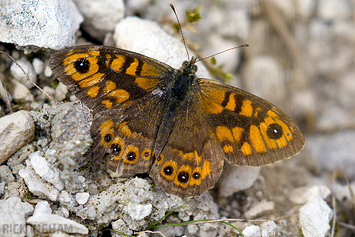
49 42 304 198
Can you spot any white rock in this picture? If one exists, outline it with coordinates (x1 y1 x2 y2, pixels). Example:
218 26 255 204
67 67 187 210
58 191 76 209
332 180 355 205
260 221 277 237
75 192 90 205
111 219 133 236
0 197 26 237
201 34 241 74
243 225 261 237
0 0 83 50
9 80 34 101
289 185 331 204
0 182 5 196
218 8 250 40
295 0 316 20
0 165 15 183
113 16 210 79
21 202 34 218
318 0 352 20
244 200 275 219
33 201 52 215
242 56 286 105
59 207 70 218
44 64 53 77
19 161 60 202
307 131 355 179
27 211 88 234
32 58 44 75
10 59 37 88
218 165 260 197
29 151 64 191
0 110 34 164
126 202 152 221
187 224 199 235
74 0 124 41
299 196 333 237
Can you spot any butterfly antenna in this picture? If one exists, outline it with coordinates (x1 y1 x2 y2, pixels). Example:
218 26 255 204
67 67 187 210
195 44 249 63
170 4 191 61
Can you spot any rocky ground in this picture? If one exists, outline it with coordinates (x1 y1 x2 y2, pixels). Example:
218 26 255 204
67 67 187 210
0 0 355 236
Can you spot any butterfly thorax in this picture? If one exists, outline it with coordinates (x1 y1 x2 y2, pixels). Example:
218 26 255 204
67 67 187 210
171 60 197 99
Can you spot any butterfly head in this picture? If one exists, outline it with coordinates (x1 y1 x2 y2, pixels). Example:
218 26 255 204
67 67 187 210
181 57 198 76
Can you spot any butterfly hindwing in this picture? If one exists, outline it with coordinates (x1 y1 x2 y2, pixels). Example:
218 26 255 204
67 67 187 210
148 87 225 197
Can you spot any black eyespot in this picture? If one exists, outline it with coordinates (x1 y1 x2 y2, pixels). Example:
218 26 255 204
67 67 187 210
192 172 201 180
163 166 174 176
110 143 121 155
74 58 90 74
157 156 161 161
267 123 283 140
144 152 150 157
177 171 189 183
104 134 112 142
126 151 136 161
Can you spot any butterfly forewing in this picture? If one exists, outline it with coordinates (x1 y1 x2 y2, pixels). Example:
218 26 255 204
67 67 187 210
50 45 175 176
198 78 305 166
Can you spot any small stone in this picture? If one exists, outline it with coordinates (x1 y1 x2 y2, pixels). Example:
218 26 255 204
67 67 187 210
218 164 260 197
10 59 37 88
27 211 88 235
113 16 210 78
75 192 90 205
126 202 152 221
289 185 331 204
44 64 53 77
0 182 5 196
21 202 34 218
55 82 69 101
260 221 277 237
0 197 26 237
111 219 133 237
0 0 83 50
75 0 124 41
0 110 35 164
32 58 44 75
0 165 15 183
318 0 352 20
244 200 275 219
29 151 64 191
243 225 261 237
19 161 60 202
187 224 199 235
10 80 34 101
299 196 333 237
33 201 52 215
58 207 69 218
